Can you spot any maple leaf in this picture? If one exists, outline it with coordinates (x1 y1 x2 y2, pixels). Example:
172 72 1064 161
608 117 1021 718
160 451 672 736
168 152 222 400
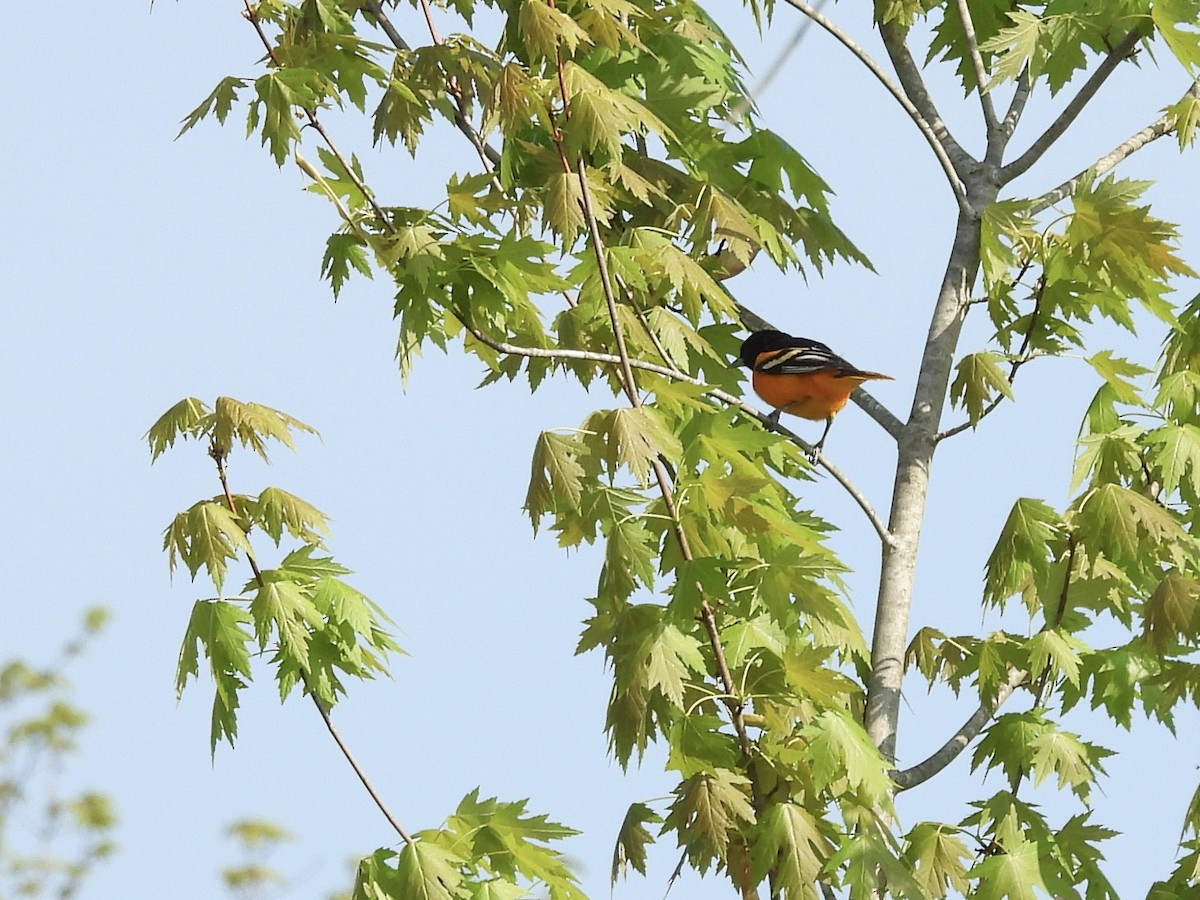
903 822 972 898
611 802 662 883
970 838 1048 900
394 840 463 900
750 803 831 897
146 397 212 461
175 599 254 753
950 351 1014 425
664 770 756 867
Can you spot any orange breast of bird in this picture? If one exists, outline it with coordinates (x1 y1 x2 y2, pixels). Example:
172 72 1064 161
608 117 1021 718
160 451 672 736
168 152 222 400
752 368 889 421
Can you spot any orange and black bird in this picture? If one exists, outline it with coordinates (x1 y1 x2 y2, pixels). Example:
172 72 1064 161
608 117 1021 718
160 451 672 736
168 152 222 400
737 329 892 455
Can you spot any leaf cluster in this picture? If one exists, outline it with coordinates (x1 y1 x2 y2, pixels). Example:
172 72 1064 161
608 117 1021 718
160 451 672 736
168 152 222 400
151 397 400 753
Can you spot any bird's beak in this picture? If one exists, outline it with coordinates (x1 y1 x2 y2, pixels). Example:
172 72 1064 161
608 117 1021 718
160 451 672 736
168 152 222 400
734 358 749 368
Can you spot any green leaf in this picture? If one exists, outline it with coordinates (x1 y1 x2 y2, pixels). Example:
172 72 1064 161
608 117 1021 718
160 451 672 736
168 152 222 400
542 170 585 241
211 397 319 461
721 615 787 669
583 407 681 486
601 517 656 600
249 69 322 167
1165 93 1200 150
667 713 740 778
644 623 705 707
443 790 583 897
177 76 245 138
983 498 1063 609
394 841 464 900
146 397 212 460
1153 0 1200 72
799 710 893 803
970 838 1048 900
175 599 254 752
517 0 592 60
525 430 586 529
903 823 972 898
1074 483 1191 571
1143 571 1200 652
251 487 331 545
1086 350 1149 406
1025 629 1085 687
249 576 324 670
980 201 1038 289
611 802 662 883
1146 423 1200 496
950 351 1013 424
1026 725 1109 801
164 500 252 592
750 803 830 897
663 770 756 868
322 233 374 298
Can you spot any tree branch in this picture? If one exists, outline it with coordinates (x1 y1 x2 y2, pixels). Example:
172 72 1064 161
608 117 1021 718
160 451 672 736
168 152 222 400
1022 76 1200 215
574 151 755 761
1000 29 1142 184
999 67 1034 142
892 667 1027 790
953 0 999 136
781 0 970 211
243 2 391 226
210 445 413 845
459 323 895 545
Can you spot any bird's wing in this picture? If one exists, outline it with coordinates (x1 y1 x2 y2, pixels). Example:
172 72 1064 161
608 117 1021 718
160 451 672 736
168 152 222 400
753 343 857 375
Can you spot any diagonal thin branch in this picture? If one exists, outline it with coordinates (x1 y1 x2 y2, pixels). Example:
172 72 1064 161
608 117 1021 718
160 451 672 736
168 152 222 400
891 667 1027 790
573 150 755 762
1023 77 1200 216
1000 67 1034 141
781 0 970 211
243 2 390 226
953 0 999 136
459 322 895 545
1000 29 1142 184
211 446 414 845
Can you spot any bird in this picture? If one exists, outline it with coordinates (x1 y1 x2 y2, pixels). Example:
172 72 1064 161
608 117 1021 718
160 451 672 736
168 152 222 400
737 329 892 456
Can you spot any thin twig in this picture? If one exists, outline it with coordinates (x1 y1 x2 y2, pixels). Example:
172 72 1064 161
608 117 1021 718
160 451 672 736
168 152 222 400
459 322 895 544
891 667 1027 790
210 443 413 845
780 0 970 210
1000 29 1142 184
574 152 754 757
312 700 416 844
1024 77 1200 215
953 0 999 135
242 2 390 226
726 0 827 122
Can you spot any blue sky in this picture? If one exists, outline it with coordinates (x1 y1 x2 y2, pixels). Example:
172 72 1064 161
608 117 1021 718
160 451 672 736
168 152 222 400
3 2 1199 897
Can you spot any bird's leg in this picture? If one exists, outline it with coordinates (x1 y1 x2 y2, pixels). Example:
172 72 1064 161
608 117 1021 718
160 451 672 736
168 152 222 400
808 416 834 461
764 408 782 431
